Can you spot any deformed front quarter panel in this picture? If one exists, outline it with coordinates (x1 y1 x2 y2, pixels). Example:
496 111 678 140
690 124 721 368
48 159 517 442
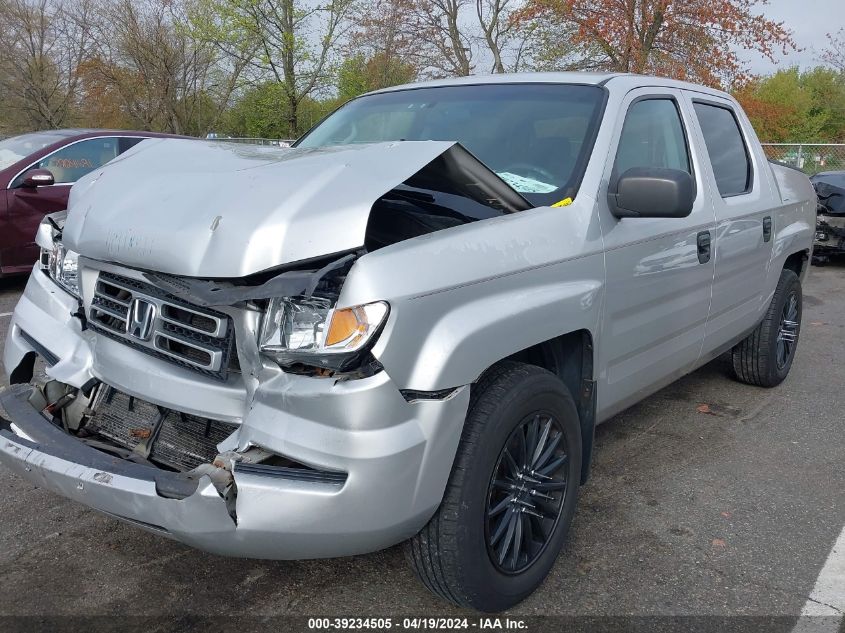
340 198 606 393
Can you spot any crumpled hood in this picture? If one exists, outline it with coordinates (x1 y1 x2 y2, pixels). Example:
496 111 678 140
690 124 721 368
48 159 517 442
62 139 467 277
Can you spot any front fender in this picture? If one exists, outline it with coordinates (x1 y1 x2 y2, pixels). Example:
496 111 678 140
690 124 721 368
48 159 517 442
339 201 605 392
379 268 603 391
338 201 605 392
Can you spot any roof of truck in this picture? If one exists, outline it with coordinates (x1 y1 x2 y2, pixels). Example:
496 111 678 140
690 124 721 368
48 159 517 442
370 72 732 101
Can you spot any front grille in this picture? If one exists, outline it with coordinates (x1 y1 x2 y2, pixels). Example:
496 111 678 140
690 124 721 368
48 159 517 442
89 272 236 381
88 386 238 472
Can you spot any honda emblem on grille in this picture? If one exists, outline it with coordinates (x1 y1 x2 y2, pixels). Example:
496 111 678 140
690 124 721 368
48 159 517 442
127 298 156 341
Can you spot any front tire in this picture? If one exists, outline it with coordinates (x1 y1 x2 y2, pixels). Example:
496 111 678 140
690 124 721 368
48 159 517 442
731 268 802 387
406 361 582 612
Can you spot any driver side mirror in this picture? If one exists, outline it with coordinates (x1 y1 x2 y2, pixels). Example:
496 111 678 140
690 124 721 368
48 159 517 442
608 167 694 219
20 168 55 188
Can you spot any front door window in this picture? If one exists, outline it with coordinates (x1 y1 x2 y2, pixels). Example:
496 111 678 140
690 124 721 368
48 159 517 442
13 138 120 187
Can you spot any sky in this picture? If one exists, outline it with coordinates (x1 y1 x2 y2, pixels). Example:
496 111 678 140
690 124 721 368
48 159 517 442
743 0 844 74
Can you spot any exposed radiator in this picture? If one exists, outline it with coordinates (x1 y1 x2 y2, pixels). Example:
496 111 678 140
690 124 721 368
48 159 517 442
87 386 238 472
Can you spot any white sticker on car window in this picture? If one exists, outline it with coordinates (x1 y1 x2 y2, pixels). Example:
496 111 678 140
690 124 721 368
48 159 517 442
496 172 557 194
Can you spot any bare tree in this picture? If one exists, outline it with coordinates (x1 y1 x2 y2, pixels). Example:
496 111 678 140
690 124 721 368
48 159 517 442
822 29 845 73
348 0 419 82
0 0 96 129
188 0 356 136
411 0 474 77
83 0 244 135
406 0 534 78
476 0 527 73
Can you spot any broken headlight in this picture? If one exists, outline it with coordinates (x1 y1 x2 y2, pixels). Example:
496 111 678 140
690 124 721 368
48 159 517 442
259 296 389 370
42 241 80 298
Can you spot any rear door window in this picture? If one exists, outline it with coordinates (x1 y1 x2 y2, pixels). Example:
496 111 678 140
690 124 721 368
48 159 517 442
693 102 752 197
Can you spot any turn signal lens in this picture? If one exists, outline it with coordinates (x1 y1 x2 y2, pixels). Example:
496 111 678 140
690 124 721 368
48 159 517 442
325 302 389 351
325 307 363 346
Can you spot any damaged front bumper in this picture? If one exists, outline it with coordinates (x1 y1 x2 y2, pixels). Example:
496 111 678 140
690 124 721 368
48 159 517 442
815 216 845 256
1 267 470 560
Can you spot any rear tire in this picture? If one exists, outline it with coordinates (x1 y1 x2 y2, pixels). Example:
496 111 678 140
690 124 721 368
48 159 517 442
731 269 802 388
406 361 581 612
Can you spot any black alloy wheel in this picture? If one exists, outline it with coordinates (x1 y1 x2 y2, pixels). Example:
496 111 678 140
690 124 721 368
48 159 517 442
776 291 800 370
731 268 802 388
485 413 569 574
406 361 583 612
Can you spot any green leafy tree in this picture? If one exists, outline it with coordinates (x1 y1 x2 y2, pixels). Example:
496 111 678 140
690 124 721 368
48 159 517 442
337 53 416 100
222 82 339 138
799 67 845 142
734 67 845 142
223 82 290 138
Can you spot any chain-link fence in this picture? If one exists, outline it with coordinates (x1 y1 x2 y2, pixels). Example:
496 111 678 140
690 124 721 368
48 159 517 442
762 144 845 175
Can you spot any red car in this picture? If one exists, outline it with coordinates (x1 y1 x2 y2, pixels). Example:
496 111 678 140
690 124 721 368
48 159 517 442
0 129 183 276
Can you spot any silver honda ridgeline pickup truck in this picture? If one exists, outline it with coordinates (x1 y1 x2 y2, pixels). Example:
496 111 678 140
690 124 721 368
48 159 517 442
0 73 815 611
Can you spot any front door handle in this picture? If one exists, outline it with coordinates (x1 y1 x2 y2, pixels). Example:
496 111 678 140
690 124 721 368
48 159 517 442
697 230 711 264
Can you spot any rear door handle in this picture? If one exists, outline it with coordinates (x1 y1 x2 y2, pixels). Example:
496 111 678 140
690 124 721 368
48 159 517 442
697 230 711 264
763 216 772 242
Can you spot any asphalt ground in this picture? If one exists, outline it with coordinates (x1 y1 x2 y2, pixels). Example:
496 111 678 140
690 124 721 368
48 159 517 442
0 265 843 630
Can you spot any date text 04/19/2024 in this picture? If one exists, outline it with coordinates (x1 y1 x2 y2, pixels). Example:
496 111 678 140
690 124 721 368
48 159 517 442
307 617 528 630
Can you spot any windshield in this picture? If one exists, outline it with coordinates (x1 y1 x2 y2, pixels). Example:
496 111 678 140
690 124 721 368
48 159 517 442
297 83 606 206
0 132 68 171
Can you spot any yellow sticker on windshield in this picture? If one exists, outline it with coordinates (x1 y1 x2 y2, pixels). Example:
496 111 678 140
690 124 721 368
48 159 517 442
552 197 573 208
